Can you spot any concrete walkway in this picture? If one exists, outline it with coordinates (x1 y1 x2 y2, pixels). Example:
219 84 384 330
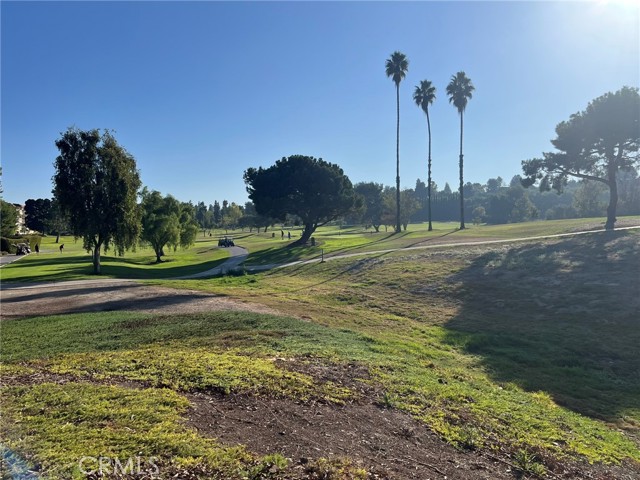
177 246 249 279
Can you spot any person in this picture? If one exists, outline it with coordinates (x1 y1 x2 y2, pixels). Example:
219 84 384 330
288 231 291 240
35 243 39 254
59 244 64 253
281 230 284 239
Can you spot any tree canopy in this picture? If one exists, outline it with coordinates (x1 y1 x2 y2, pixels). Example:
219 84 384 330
24 198 52 234
355 182 384 232
53 128 141 273
522 86 640 229
244 155 360 245
140 190 199 263
1 200 17 237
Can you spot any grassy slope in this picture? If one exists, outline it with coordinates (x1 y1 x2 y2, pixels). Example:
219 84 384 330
1 219 639 478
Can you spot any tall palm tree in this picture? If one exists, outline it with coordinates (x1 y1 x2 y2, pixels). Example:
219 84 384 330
413 80 436 231
385 51 409 233
446 71 474 230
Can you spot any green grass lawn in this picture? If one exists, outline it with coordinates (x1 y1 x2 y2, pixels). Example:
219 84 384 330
0 235 230 282
2 217 638 282
1 219 639 478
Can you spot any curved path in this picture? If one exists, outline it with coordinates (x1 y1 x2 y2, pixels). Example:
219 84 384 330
178 246 249 279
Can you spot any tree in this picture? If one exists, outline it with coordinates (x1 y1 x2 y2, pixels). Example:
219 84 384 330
443 182 452 195
244 155 360 245
212 200 222 227
195 201 213 236
446 71 475 230
472 206 486 225
53 128 141 274
522 87 640 229
385 51 409 233
572 181 606 218
1 200 17 237
140 190 198 263
617 168 640 215
399 188 419 230
413 79 436 231
355 182 384 232
222 202 243 231
49 198 69 243
24 198 52 234
486 176 504 193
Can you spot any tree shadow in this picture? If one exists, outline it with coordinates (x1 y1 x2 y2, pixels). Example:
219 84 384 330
443 231 640 424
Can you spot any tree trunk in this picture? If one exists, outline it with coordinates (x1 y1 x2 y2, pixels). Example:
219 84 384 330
55 232 60 243
395 83 401 234
459 112 465 230
605 163 618 230
92 241 102 274
427 108 433 232
291 223 315 246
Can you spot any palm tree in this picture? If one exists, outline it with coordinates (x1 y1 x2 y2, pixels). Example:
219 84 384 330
385 51 409 233
446 71 474 230
413 80 436 231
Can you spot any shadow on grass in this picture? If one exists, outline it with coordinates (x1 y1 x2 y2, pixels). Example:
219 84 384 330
443 231 640 424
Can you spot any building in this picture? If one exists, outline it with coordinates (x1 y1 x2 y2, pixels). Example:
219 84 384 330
12 203 27 235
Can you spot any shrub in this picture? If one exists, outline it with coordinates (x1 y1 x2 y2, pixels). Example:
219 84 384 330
1 237 16 254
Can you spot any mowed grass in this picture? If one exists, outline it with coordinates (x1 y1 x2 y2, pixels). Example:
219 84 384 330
3 216 638 282
0 234 230 282
2 227 639 478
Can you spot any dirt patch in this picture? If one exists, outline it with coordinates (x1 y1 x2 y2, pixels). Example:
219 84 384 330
0 281 278 319
186 390 640 480
186 390 512 479
184 359 640 480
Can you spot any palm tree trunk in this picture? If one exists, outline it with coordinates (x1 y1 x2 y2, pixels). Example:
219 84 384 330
426 108 433 232
395 83 401 234
459 112 465 230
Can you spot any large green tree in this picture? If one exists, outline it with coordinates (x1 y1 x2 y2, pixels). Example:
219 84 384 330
354 182 384 232
244 155 360 245
140 190 199 263
53 128 141 274
1 200 18 237
24 198 52 234
385 51 409 233
446 71 475 230
413 79 437 231
522 87 640 229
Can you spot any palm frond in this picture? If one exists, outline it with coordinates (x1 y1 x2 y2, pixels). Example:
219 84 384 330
446 71 475 113
385 51 409 86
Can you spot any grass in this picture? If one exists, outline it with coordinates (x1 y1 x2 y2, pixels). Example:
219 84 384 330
1 218 640 477
3 216 637 282
0 382 257 479
0 235 229 282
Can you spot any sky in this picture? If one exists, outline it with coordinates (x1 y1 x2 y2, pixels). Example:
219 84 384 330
2 1 638 207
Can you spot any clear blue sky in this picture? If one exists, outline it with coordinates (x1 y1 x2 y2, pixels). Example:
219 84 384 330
2 1 638 206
